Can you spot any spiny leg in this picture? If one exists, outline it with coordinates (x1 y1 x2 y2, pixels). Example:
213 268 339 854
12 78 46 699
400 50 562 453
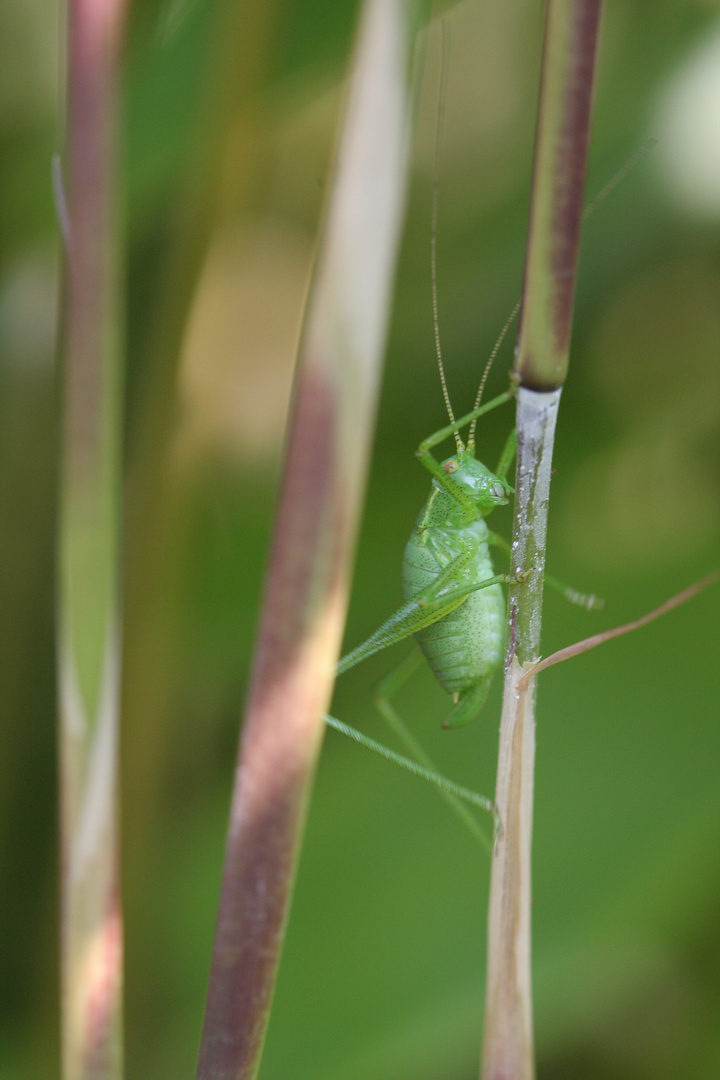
373 648 496 846
494 427 517 485
486 530 604 610
323 713 498 844
337 553 520 676
418 384 517 458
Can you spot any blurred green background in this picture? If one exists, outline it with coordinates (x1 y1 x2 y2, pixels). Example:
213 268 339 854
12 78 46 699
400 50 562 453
1 0 719 1077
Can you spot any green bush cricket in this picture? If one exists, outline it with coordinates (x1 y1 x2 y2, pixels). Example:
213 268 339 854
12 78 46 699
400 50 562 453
335 25 599 731
324 38 674 826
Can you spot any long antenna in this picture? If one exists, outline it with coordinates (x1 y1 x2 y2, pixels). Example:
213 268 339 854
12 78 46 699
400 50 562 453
467 138 657 452
431 20 463 454
582 138 657 221
467 298 520 451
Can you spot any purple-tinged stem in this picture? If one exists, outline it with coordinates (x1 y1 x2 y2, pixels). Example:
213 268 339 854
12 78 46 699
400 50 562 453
482 3 602 1078
57 0 126 1077
195 2 422 1077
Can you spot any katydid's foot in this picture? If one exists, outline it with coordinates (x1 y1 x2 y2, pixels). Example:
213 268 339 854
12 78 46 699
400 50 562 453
544 572 604 609
492 805 503 847
563 586 604 610
509 566 536 585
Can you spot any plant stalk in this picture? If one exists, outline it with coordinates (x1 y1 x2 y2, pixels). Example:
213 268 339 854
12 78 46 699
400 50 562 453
481 3 603 1077
57 0 127 1077
195 2 423 1077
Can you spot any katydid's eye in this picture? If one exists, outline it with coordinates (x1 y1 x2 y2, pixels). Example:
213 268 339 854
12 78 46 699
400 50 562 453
491 483 505 498
444 460 459 474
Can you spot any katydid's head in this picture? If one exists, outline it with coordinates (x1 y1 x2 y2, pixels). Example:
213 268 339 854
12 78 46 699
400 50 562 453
442 453 511 508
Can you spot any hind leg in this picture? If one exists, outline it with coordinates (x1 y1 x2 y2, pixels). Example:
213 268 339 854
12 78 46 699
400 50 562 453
373 649 495 844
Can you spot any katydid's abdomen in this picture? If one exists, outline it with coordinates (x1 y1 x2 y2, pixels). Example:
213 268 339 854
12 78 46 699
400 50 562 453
399 456 509 724
403 517 504 696
334 446 511 732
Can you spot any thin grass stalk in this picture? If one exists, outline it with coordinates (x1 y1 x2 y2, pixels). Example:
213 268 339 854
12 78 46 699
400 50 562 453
57 0 127 1077
481 3 603 1078
195 2 424 1077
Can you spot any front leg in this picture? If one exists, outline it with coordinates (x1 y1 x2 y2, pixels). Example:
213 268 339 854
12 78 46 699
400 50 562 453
494 427 517 485
415 386 518 510
417 386 517 459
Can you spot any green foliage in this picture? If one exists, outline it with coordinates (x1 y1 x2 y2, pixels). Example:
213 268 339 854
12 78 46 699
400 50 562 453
0 1 718 1077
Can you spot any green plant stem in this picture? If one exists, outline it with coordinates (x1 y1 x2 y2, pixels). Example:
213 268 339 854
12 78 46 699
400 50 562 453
57 0 127 1077
481 3 602 1078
